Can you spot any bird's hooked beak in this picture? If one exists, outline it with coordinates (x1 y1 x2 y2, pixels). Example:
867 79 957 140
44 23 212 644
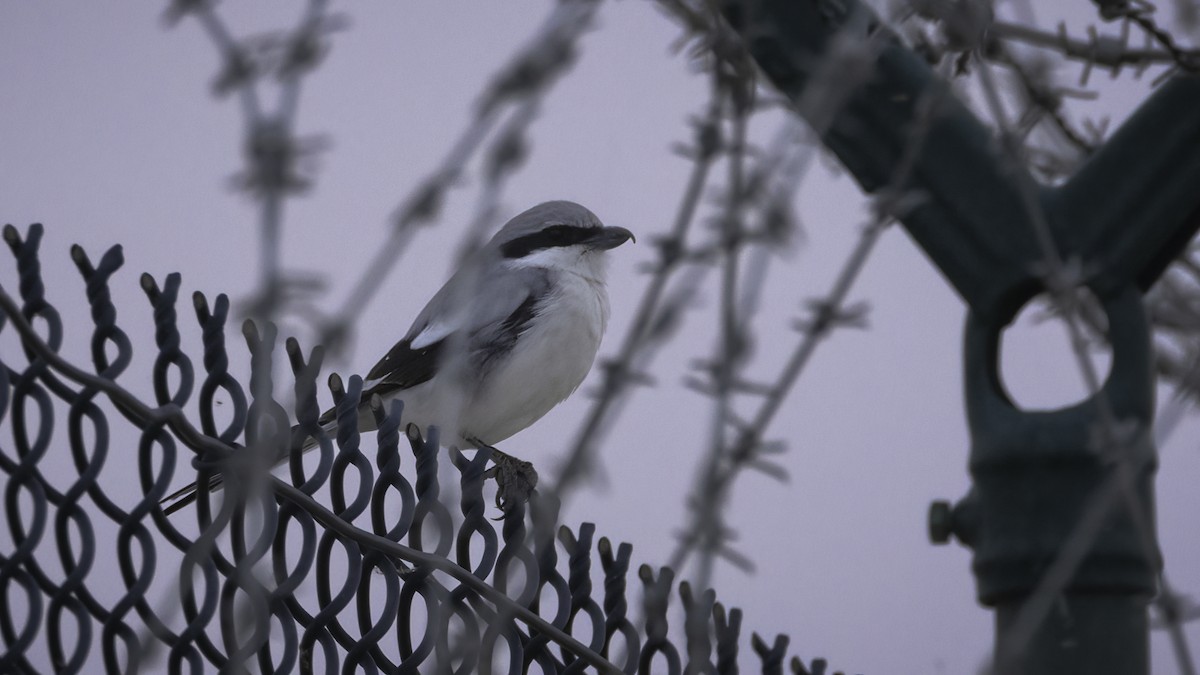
588 225 636 251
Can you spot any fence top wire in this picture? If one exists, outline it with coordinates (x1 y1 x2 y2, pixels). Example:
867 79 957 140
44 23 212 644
0 224 851 675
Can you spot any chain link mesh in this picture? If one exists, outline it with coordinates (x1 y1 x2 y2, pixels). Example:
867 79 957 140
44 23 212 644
0 224 828 674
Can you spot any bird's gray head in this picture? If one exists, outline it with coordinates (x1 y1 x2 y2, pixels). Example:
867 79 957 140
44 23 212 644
489 201 634 276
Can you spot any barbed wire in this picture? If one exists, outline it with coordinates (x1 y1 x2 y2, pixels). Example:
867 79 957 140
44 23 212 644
663 7 894 582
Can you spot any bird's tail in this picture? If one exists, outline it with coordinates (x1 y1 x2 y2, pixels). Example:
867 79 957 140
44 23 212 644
159 424 323 516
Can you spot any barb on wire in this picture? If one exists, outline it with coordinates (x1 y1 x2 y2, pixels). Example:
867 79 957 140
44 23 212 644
663 9 911 580
166 0 339 325
990 18 1193 72
1091 0 1200 72
316 0 603 360
453 98 539 267
548 75 725 502
687 49 757 596
1147 243 1200 403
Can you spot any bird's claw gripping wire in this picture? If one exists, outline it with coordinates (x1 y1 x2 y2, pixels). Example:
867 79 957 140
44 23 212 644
473 439 539 516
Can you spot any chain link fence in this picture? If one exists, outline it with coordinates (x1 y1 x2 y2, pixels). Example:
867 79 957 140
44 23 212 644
0 223 845 674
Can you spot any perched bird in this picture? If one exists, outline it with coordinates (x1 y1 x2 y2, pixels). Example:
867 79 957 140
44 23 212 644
162 200 634 514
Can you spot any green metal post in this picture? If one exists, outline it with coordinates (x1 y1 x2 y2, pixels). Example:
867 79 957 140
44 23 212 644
720 1 1200 672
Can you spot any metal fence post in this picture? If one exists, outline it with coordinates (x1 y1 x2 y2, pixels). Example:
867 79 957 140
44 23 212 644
721 1 1200 672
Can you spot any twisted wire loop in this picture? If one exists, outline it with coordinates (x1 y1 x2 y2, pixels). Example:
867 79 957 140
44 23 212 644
0 228 816 674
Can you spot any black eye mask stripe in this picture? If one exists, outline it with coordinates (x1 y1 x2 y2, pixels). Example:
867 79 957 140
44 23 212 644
501 225 597 259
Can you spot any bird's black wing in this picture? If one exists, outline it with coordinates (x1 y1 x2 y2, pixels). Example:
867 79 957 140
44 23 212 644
357 290 542 398
317 338 443 425
318 267 552 425
366 338 444 389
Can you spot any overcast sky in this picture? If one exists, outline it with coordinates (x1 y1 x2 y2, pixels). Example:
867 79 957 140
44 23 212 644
3 2 1199 673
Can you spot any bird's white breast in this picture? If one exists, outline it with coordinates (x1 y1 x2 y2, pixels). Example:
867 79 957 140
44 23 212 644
464 270 609 443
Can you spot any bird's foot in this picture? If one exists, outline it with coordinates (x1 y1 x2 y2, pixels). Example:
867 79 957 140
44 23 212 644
472 440 538 515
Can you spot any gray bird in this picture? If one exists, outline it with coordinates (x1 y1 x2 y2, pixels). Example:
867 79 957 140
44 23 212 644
162 200 634 514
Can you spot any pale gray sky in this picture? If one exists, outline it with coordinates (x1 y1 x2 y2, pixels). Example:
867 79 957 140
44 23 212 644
2 2 1199 673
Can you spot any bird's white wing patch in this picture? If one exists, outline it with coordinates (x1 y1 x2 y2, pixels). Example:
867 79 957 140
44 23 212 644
409 320 456 349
